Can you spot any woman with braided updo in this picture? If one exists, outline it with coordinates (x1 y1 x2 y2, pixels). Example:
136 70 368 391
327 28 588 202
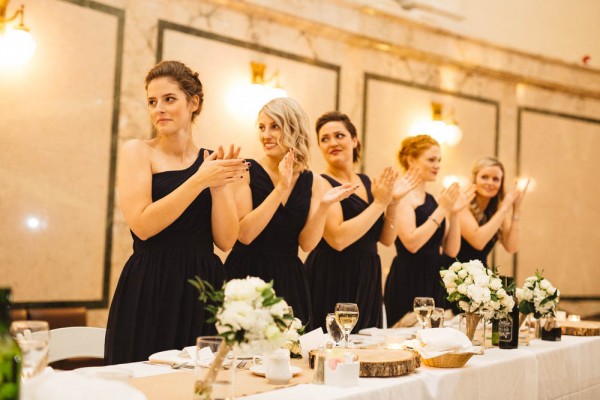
384 135 473 326
456 157 528 267
105 60 249 364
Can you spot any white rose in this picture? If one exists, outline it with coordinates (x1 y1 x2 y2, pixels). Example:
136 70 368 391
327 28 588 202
489 278 503 291
496 288 507 299
540 279 551 290
475 274 490 287
468 259 485 270
467 285 483 304
457 283 468 295
459 300 470 312
464 276 473 285
269 300 289 318
224 277 266 302
447 286 457 295
515 288 524 302
449 262 462 272
264 323 282 340
458 269 468 279
440 270 447 278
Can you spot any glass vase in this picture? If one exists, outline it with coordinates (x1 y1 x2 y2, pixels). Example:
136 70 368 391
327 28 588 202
459 312 486 354
195 337 236 400
539 316 562 342
518 313 532 346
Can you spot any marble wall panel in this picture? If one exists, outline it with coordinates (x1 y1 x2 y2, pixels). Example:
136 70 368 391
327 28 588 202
517 108 600 303
0 0 122 305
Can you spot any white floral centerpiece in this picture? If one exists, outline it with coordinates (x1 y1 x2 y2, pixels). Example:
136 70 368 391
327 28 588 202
189 276 299 397
440 260 515 320
516 271 560 319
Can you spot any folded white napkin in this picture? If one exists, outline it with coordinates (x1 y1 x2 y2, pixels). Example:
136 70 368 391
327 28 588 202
403 328 475 359
148 345 198 368
22 370 146 400
298 328 328 359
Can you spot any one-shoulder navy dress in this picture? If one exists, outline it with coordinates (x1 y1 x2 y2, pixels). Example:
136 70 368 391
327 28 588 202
105 149 225 364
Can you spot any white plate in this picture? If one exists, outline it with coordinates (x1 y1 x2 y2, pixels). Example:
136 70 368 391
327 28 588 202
75 366 133 382
250 365 302 377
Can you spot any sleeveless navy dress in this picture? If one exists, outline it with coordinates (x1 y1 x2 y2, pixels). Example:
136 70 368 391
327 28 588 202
224 162 312 325
384 193 446 326
305 174 384 333
105 149 225 364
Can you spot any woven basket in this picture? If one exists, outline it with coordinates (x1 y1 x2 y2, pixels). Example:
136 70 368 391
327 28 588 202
420 352 475 368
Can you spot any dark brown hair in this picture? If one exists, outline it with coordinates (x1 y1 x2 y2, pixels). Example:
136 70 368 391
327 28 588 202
315 111 362 163
145 60 204 121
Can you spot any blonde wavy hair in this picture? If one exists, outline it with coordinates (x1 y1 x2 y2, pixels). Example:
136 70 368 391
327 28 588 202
259 97 310 171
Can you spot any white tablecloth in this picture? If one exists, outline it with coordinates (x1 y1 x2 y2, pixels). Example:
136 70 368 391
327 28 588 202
241 336 599 400
23 335 600 400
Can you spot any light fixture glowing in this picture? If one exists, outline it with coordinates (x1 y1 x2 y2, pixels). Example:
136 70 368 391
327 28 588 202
226 62 288 119
409 102 463 147
25 215 44 231
0 0 36 66
443 175 469 188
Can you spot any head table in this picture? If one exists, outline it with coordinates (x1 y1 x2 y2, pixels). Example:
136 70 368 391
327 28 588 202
23 333 600 400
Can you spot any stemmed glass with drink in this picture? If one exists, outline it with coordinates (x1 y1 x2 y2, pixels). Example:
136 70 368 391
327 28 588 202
10 320 50 379
413 297 435 330
334 303 359 348
429 307 445 328
325 313 343 347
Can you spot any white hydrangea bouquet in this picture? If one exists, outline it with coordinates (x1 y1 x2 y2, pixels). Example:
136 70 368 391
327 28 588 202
189 276 299 397
516 270 560 318
440 260 515 320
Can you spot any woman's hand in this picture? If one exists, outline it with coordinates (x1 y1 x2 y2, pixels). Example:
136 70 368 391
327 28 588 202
194 146 248 188
372 167 397 208
513 178 530 210
452 184 476 213
391 166 421 203
321 183 357 206
276 149 295 193
438 182 460 211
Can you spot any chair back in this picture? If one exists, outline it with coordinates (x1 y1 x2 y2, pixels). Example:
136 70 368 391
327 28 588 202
48 326 106 363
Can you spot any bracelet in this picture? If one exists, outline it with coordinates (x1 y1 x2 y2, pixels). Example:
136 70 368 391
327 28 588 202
512 215 521 221
428 216 441 228
384 213 395 230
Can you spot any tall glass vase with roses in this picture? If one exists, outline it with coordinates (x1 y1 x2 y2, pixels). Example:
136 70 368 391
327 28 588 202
189 276 300 399
516 270 560 341
440 260 514 351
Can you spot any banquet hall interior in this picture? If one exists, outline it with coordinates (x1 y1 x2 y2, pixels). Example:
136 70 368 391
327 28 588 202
2 0 599 330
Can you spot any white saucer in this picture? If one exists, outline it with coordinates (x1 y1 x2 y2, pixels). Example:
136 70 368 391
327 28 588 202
250 365 302 377
75 366 133 382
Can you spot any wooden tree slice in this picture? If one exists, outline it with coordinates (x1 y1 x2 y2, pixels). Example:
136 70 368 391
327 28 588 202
311 348 420 377
354 348 420 377
560 320 600 336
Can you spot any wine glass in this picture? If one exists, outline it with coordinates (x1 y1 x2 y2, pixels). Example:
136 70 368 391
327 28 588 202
325 313 343 346
10 320 50 379
429 307 445 328
334 303 359 348
413 297 435 330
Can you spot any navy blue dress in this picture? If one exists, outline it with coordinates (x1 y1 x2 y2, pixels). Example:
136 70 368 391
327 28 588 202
384 193 446 326
105 149 225 364
456 209 498 267
225 162 312 325
305 174 384 333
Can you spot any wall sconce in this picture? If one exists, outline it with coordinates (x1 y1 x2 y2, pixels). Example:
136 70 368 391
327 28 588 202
0 0 36 66
226 61 288 120
250 61 288 98
410 102 463 147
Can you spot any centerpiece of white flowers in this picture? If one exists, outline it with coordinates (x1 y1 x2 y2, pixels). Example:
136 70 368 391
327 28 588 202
516 270 560 319
189 276 301 398
441 260 515 319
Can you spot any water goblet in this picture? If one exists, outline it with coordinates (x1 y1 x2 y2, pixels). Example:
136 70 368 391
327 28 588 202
10 320 50 379
325 313 343 346
334 303 359 348
429 307 445 328
413 297 435 330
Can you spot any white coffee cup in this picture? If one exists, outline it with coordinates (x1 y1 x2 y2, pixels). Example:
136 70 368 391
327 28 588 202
254 348 292 385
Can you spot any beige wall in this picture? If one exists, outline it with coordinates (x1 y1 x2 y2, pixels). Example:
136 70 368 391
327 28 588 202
1 0 599 327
